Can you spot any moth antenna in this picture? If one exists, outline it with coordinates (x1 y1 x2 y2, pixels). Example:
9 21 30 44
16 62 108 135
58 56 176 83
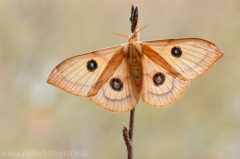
111 32 130 40
132 24 149 38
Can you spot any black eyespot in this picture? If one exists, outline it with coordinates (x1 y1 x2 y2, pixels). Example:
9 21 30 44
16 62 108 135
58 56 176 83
87 59 98 72
171 46 182 57
110 78 123 91
153 72 165 86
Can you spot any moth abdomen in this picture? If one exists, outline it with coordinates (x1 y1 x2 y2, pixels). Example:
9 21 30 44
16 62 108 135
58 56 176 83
129 62 142 93
127 44 142 93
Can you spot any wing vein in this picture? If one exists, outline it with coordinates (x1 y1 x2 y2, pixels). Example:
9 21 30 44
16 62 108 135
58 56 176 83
168 55 200 76
106 85 113 110
178 56 207 70
98 83 110 108
52 59 82 83
161 49 200 76
124 61 129 111
161 51 191 79
126 59 133 110
57 60 89 87
77 64 101 95
78 62 103 96
120 61 124 113
179 46 215 62
155 65 178 99
146 57 165 105
183 42 219 55
68 62 105 93
145 57 155 105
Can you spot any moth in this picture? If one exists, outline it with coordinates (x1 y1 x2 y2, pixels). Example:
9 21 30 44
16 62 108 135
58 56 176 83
47 24 223 113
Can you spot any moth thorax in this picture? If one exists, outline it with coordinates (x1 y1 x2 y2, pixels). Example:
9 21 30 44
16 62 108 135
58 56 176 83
128 43 141 63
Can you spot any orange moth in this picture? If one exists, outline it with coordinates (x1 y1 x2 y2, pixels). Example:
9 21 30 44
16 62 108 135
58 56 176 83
47 20 223 113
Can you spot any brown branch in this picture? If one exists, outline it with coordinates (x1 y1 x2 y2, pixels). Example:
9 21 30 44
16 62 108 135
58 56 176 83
123 122 132 157
128 108 135 142
122 4 138 159
122 108 136 159
130 4 138 33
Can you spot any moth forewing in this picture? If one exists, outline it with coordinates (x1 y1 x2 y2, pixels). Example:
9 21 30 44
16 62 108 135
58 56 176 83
47 45 124 97
141 44 186 80
87 47 125 97
141 38 224 80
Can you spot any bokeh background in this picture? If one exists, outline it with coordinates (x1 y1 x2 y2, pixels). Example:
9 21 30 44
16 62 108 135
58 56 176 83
1 0 240 159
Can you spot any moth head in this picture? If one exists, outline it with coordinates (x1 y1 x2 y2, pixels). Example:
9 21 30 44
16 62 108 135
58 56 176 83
111 24 149 42
128 24 149 41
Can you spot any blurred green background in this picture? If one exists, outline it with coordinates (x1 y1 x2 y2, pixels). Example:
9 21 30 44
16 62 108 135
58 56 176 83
0 0 240 159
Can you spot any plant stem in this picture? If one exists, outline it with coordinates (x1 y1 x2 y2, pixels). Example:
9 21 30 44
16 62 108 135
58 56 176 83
122 4 138 159
123 107 135 159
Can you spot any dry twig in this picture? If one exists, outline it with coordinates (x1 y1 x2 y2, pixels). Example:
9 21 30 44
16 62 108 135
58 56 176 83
122 4 138 159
